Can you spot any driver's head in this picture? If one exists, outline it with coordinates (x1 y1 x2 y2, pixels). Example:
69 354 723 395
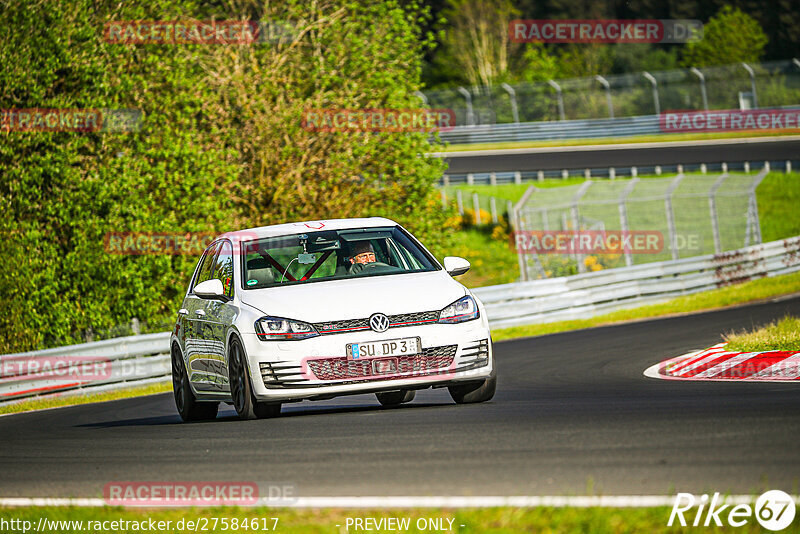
349 241 376 265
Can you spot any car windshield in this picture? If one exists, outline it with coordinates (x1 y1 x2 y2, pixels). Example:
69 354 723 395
241 226 439 289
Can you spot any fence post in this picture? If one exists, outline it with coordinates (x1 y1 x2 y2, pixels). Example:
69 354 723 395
467 173 474 185
584 168 591 180
744 162 750 173
709 172 729 254
595 75 614 118
514 171 522 185
665 174 686 260
788 161 792 173
547 80 565 121
501 82 519 124
472 192 482 225
443 174 450 186
441 189 448 209
537 170 544 182
741 63 758 108
745 168 768 246
631 166 638 178
618 178 640 267
690 67 709 111
562 169 568 180
131 317 140 336
457 86 474 126
700 163 707 174
643 71 660 115
609 167 616 180
571 182 593 273
456 190 464 215
655 165 662 175
490 172 497 186
490 197 499 224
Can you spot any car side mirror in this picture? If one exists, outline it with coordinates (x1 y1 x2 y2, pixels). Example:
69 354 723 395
443 256 470 277
194 279 228 300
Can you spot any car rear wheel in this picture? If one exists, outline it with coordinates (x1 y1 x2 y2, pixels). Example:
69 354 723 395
228 338 281 420
172 344 219 421
376 390 416 406
448 369 496 404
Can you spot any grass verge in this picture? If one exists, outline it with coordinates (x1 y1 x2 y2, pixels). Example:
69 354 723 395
0 381 171 416
0 505 771 533
723 315 800 352
491 271 800 342
442 130 799 153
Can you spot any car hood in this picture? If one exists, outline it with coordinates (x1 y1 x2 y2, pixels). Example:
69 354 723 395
240 270 466 322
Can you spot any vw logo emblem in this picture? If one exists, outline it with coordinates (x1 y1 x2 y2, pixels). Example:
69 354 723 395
369 313 390 333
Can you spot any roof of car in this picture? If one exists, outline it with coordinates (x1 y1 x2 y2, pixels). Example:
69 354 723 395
218 217 400 242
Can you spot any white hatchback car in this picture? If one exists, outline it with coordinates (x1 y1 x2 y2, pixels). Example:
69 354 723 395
170 217 495 421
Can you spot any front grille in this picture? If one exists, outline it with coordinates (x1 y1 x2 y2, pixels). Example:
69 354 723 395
307 344 457 381
313 311 439 335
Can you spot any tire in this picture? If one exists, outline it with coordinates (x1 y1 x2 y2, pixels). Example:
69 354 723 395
376 390 416 406
172 344 219 421
228 338 281 420
448 369 496 404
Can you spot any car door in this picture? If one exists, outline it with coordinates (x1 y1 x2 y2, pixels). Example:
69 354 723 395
200 239 237 394
184 242 221 393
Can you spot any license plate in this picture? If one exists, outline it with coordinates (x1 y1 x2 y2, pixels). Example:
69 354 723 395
346 337 421 360
372 358 398 374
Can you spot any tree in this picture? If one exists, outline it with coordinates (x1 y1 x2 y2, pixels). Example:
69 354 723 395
681 5 768 67
438 0 519 87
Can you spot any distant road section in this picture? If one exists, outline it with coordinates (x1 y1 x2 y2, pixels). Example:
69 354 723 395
438 136 800 174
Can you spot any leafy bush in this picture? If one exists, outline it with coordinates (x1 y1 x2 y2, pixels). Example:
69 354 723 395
0 0 450 352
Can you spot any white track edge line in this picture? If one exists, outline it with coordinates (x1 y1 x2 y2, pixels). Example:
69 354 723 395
3 495 799 508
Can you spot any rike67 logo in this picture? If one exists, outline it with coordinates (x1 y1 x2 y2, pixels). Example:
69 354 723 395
669 491 796 531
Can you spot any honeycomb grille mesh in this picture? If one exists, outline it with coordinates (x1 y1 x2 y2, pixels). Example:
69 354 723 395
307 344 457 381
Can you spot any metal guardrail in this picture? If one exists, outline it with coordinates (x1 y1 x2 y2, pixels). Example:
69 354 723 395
0 332 170 405
1 237 798 404
438 106 800 145
473 236 800 329
441 114 661 144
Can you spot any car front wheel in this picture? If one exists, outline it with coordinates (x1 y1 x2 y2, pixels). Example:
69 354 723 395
376 390 415 406
448 369 496 404
228 338 281 420
172 344 219 421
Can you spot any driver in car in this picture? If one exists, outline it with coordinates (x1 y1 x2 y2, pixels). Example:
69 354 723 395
347 241 378 274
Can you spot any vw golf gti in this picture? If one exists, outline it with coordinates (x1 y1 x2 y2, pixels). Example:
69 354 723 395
170 217 495 421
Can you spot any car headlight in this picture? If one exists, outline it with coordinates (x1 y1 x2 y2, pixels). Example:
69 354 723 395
438 295 479 324
255 316 319 340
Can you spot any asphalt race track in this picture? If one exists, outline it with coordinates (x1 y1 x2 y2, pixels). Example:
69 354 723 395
441 137 800 174
1 295 799 498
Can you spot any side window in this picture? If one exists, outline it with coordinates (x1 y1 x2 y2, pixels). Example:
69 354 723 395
213 241 234 298
192 243 220 292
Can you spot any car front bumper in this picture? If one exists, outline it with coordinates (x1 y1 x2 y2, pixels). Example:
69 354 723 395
240 319 493 402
